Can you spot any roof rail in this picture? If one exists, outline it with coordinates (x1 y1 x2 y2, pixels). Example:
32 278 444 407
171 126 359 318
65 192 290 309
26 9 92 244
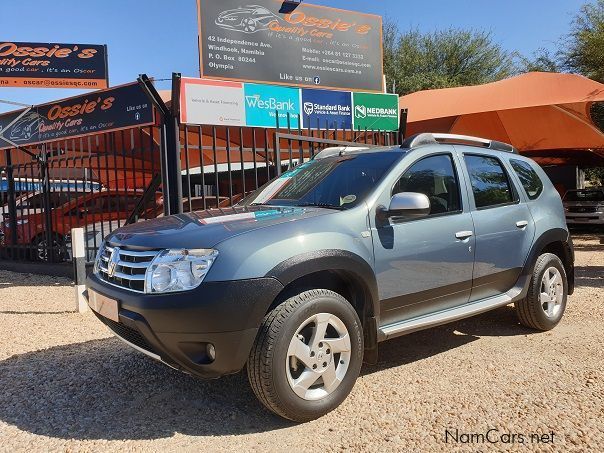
401 133 518 154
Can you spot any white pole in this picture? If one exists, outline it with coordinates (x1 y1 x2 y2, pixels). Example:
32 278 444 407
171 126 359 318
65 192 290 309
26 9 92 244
72 227 88 313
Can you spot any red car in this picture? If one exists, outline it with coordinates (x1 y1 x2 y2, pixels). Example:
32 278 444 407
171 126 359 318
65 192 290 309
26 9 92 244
1 190 161 261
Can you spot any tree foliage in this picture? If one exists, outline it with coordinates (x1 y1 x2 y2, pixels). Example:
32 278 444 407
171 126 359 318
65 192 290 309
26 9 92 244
383 21 515 96
517 48 561 73
564 0 604 82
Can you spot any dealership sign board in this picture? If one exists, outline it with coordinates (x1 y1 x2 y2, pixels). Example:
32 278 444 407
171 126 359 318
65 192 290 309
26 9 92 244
179 77 245 127
0 83 154 149
0 41 108 89
301 88 352 129
180 78 398 131
197 0 384 92
244 83 301 128
352 92 399 131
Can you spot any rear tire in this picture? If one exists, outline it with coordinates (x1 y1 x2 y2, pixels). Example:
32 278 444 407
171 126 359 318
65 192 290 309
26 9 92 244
247 289 363 422
515 253 568 331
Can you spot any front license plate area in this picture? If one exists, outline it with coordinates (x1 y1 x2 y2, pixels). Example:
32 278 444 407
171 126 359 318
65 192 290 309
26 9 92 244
88 289 119 322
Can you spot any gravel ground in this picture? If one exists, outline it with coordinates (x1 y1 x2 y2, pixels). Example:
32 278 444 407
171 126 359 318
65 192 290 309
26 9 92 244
0 233 603 452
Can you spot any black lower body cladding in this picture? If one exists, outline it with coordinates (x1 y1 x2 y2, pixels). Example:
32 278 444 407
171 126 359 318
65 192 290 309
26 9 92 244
86 274 284 378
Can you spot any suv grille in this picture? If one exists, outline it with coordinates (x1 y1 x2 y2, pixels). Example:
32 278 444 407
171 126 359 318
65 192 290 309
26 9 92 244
96 243 159 292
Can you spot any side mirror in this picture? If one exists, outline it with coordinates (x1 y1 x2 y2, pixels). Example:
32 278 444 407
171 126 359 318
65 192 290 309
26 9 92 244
383 192 431 219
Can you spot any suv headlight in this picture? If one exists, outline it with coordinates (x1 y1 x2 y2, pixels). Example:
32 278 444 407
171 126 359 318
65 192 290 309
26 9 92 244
146 249 218 293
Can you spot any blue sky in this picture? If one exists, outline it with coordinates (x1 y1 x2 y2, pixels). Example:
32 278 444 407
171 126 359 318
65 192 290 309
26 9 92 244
0 0 586 113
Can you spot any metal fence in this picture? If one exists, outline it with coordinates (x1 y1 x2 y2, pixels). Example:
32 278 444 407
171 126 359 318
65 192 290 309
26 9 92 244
0 124 162 263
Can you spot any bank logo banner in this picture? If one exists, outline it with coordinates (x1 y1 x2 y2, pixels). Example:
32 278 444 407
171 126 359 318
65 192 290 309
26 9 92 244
301 88 352 129
244 83 300 128
180 78 245 126
352 92 399 131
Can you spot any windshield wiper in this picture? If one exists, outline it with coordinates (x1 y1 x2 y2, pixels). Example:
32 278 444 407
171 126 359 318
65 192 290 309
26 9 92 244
297 203 345 210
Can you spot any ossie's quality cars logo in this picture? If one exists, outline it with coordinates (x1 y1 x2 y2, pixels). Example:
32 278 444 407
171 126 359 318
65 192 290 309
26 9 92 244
0 42 99 68
215 5 373 38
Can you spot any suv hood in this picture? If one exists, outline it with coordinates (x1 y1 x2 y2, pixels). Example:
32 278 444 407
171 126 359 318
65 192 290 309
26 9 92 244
106 206 334 249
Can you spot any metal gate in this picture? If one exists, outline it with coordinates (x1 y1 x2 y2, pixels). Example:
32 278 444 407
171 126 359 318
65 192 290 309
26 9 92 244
0 124 162 263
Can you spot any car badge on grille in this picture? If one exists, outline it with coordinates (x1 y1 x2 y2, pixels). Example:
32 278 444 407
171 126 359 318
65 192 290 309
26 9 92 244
107 247 120 278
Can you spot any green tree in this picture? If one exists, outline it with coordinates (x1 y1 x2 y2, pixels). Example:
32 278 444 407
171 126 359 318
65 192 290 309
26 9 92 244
517 48 561 73
564 0 604 82
383 21 515 96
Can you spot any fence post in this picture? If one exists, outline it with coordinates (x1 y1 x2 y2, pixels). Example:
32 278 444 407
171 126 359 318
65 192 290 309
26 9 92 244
398 108 408 145
72 227 88 313
274 111 282 176
137 73 183 216
39 147 55 263
3 150 18 248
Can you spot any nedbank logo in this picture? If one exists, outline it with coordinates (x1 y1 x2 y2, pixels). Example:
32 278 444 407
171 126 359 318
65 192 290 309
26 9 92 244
245 94 295 111
354 104 397 119
355 105 366 119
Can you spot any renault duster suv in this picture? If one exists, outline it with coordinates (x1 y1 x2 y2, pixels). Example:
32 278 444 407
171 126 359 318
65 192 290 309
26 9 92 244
86 133 574 422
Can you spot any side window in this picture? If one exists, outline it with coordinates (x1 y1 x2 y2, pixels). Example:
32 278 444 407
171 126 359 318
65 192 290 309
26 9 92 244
464 155 516 209
510 159 543 200
393 154 461 216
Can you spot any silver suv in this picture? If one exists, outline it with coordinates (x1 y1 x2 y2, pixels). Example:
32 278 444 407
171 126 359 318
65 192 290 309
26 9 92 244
563 188 604 226
86 133 574 422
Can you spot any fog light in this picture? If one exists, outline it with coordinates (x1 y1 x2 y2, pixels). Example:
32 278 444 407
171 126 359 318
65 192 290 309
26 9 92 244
206 343 216 362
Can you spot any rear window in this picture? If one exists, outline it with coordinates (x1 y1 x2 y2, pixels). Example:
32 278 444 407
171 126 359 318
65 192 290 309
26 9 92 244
464 155 515 209
510 159 543 200
563 189 604 202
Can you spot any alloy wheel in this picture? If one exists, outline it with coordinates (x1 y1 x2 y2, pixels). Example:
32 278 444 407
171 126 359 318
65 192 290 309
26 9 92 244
286 312 352 401
540 266 564 318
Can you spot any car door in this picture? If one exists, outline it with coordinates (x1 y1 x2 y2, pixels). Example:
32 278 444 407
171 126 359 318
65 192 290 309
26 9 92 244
459 153 536 301
370 150 476 326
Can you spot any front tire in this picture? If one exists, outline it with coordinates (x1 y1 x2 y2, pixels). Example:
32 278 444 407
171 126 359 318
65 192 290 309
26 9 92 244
515 253 568 331
247 289 363 422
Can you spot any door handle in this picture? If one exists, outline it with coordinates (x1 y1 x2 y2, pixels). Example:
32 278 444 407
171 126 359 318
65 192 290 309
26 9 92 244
516 220 529 229
455 231 474 240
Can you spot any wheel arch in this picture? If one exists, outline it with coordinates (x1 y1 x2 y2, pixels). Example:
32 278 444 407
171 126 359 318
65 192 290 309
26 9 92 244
522 228 575 296
265 250 380 359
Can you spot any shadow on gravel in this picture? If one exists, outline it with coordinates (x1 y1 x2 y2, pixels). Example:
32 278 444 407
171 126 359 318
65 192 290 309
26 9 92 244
0 338 292 440
364 305 535 374
575 265 604 289
0 306 535 441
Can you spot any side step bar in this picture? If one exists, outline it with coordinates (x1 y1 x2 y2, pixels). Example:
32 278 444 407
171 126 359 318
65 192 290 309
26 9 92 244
378 293 513 340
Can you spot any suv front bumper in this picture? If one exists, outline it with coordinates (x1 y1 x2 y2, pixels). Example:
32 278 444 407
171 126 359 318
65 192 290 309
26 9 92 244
86 273 284 378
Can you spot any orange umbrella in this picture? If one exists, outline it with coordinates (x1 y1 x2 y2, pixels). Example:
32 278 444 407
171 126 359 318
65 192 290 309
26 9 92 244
399 72 604 156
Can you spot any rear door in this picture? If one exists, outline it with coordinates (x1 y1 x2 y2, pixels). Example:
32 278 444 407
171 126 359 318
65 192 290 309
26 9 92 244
459 152 535 301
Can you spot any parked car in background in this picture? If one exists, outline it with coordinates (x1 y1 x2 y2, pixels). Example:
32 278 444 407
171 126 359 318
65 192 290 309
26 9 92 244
1 190 161 261
86 133 574 422
563 188 604 226
1 190 88 217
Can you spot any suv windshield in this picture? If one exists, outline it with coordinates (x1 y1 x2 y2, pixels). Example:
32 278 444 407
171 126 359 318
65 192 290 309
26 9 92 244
239 152 401 209
563 189 604 202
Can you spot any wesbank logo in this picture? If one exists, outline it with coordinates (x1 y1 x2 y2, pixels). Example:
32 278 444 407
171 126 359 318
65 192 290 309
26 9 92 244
244 83 300 128
245 94 295 111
